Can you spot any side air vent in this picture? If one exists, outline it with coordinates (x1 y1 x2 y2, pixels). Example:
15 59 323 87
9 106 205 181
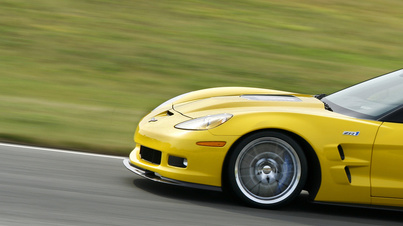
337 145 345 160
345 166 351 183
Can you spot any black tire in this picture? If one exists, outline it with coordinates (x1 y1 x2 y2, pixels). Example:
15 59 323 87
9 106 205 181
225 131 308 209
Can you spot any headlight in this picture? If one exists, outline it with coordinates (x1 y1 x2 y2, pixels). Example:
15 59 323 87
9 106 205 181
153 92 192 112
175 113 233 130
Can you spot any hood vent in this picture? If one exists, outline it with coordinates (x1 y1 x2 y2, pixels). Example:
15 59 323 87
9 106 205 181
241 95 301 102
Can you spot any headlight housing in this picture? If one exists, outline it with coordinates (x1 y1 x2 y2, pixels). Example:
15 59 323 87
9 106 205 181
175 113 233 130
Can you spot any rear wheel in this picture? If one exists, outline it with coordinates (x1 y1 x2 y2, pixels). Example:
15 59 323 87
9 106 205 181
226 131 307 208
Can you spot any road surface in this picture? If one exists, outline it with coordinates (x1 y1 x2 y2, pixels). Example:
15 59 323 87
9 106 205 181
0 143 402 225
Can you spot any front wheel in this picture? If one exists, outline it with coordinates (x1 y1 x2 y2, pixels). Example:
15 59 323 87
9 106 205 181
225 131 307 209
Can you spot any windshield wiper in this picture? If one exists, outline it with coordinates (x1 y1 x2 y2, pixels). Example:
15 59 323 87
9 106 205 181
314 94 327 100
322 101 333 112
315 94 333 112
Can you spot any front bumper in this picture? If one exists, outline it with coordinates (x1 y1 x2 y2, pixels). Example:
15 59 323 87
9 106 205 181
123 158 221 191
126 106 239 187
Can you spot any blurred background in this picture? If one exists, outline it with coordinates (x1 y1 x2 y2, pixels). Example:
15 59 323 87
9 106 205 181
1 0 402 155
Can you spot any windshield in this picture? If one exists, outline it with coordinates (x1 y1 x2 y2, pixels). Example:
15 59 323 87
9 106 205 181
322 69 403 120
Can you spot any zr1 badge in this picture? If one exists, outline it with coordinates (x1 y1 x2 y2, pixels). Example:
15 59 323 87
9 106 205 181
343 131 360 136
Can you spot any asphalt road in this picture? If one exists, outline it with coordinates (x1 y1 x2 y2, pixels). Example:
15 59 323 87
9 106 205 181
1 143 402 226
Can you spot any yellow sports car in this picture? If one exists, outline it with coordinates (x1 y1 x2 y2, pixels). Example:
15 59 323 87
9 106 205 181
124 69 403 209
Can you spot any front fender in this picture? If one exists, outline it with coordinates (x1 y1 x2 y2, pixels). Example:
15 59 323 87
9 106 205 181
211 111 382 205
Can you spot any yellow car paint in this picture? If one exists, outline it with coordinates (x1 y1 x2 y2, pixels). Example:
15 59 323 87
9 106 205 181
127 86 403 208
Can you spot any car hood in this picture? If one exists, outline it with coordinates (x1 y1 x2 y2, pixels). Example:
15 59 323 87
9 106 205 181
172 89 325 118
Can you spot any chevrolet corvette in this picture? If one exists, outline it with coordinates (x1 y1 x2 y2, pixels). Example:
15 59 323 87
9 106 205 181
124 69 403 209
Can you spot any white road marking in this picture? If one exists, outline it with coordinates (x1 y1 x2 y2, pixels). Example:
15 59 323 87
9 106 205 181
0 143 125 159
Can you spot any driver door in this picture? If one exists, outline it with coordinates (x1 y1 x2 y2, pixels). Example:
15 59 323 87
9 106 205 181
371 118 403 199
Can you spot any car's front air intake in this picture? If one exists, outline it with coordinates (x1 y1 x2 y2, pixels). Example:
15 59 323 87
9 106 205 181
140 146 162 165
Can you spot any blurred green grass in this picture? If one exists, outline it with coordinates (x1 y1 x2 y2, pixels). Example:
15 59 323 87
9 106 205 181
1 0 403 155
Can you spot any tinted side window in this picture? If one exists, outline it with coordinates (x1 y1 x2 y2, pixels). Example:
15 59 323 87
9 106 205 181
380 106 403 123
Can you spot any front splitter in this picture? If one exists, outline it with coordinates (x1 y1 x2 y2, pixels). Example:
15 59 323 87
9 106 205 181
123 158 221 192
